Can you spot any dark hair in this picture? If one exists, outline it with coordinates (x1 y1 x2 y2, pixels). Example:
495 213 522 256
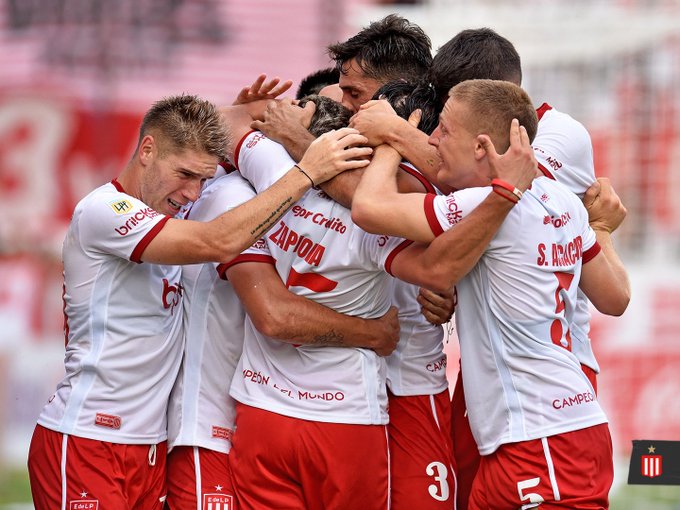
327 14 432 84
138 94 227 161
449 79 537 152
297 95 352 137
296 67 340 100
372 79 439 135
429 28 522 107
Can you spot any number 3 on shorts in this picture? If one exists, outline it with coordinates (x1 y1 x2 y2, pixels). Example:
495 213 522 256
426 461 450 501
517 477 544 509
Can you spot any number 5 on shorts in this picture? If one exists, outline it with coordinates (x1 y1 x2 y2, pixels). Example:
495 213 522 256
517 477 544 509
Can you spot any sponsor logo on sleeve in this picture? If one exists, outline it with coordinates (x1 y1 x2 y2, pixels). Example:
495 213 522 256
444 196 463 226
108 199 133 215
245 132 266 149
114 207 161 236
533 147 563 173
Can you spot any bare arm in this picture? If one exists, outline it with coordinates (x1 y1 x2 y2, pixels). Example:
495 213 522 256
352 144 436 242
227 262 400 356
384 117 451 194
352 119 538 243
141 128 371 265
579 178 631 315
388 192 516 293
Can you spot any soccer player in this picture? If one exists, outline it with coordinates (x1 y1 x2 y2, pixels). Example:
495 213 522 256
245 18 462 505
26 94 372 510
350 27 630 509
165 163 399 510
368 79 459 508
351 79 630 508
220 90 538 509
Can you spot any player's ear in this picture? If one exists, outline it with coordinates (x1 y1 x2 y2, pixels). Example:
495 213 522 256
138 135 157 166
473 136 487 161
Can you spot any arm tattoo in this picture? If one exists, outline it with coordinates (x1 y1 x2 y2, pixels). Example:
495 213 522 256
311 330 346 347
250 196 294 237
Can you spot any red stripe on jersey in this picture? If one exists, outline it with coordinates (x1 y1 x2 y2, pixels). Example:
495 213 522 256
423 194 445 237
582 241 602 264
217 253 275 280
384 239 414 276
219 161 237 174
399 163 436 194
538 162 555 180
182 203 195 220
285 267 338 292
233 130 256 171
536 102 553 121
130 216 170 263
111 179 125 193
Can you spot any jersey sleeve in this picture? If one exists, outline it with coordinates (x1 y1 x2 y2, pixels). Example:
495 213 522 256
360 232 413 276
235 131 296 192
78 191 169 263
533 107 596 198
578 204 601 263
217 237 275 280
423 187 492 236
186 173 257 223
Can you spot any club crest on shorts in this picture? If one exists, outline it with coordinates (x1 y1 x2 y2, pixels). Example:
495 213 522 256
70 500 99 509
203 492 233 510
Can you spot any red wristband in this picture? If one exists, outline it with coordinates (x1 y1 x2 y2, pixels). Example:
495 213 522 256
491 179 523 201
493 188 518 204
